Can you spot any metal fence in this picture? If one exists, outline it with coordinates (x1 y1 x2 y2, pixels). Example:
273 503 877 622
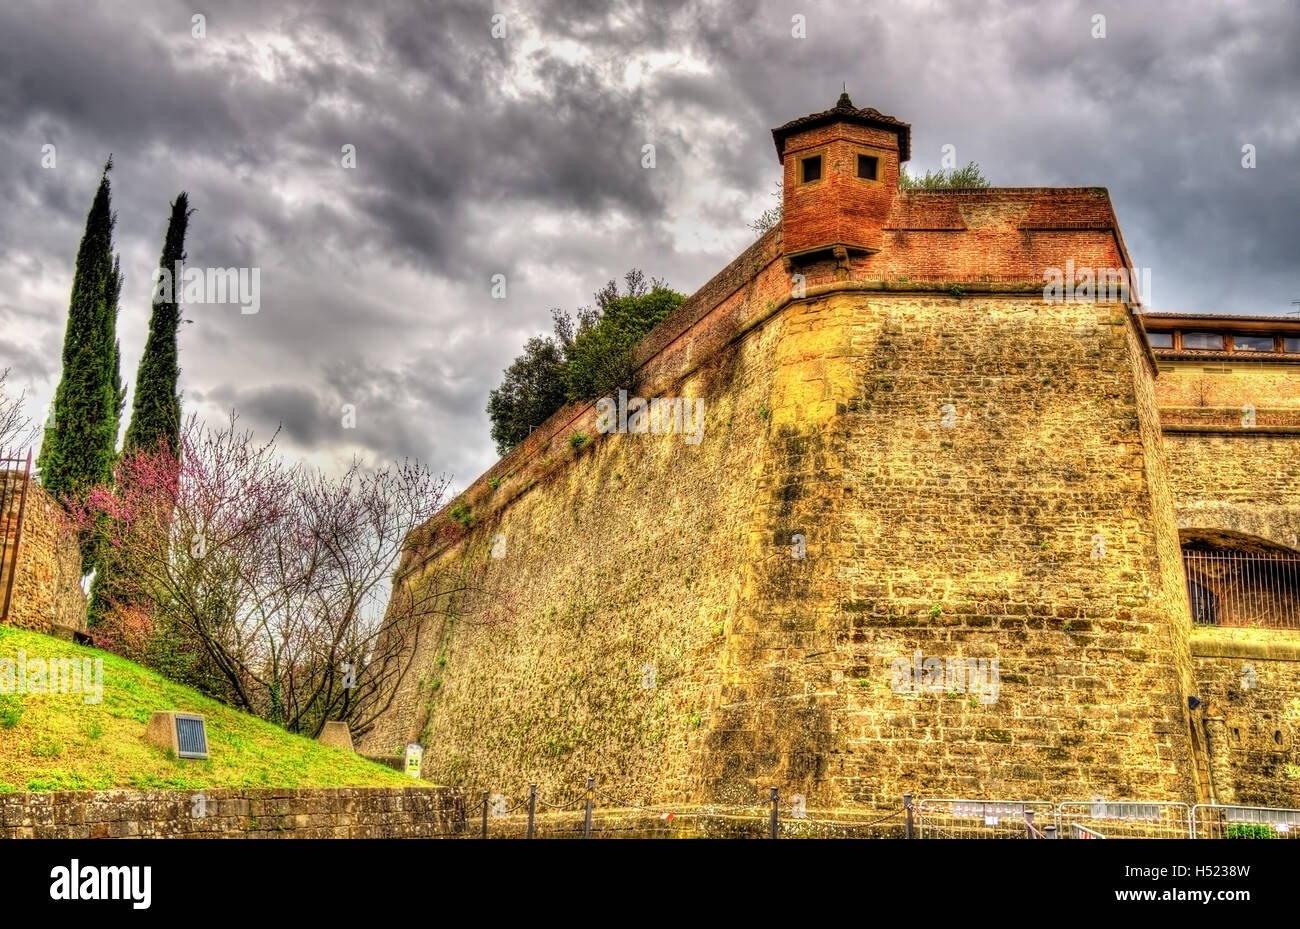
1055 801 1192 839
1193 804 1300 839
440 781 905 839
427 783 1300 839
1183 548 1300 629
916 799 1057 839
0 450 33 625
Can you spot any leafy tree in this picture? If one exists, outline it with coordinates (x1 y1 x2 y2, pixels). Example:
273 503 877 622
560 271 684 403
486 334 568 455
71 413 488 737
899 161 990 189
37 158 124 569
485 270 684 454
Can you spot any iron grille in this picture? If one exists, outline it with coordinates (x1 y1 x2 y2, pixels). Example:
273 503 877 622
1182 548 1300 630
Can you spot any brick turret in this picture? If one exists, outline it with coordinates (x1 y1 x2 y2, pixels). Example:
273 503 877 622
772 92 910 263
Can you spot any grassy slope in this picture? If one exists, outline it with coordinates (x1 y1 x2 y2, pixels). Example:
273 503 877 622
0 625 411 792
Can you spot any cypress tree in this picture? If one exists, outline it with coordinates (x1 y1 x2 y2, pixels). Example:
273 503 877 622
89 193 191 628
124 193 190 455
108 256 126 426
37 158 123 568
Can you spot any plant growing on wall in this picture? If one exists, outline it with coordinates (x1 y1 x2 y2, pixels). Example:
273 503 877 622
748 181 783 236
899 162 990 189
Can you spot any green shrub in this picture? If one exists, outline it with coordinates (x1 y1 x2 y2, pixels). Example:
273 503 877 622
1225 823 1275 839
0 696 23 728
32 738 63 758
900 162 990 190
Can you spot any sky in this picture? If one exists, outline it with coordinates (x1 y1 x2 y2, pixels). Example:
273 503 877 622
1 0 1297 487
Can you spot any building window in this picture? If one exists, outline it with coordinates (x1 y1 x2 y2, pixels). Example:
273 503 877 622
1147 332 1173 348
857 154 878 180
801 155 822 183
1181 331 1224 350
1232 335 1275 352
1285 337 1300 353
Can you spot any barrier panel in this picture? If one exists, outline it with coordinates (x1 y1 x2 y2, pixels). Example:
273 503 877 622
1055 801 1192 839
916 799 1057 839
1193 804 1300 839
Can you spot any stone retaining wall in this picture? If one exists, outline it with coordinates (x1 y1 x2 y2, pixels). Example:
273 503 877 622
0 786 466 839
1 470 86 635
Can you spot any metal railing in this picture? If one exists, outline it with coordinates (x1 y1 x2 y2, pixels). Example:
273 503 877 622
423 784 1300 839
0 450 33 625
437 781 905 838
1183 548 1300 629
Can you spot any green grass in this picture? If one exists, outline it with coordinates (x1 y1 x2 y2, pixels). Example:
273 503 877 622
0 625 413 792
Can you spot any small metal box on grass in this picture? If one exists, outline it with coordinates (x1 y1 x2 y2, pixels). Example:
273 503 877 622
145 711 209 760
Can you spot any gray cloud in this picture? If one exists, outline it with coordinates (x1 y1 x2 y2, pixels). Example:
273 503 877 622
1 0 1296 486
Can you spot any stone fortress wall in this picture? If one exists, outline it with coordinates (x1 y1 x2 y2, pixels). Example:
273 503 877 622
362 96 1300 811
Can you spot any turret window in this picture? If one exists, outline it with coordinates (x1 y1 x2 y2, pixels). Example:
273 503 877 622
800 155 822 183
857 154 878 180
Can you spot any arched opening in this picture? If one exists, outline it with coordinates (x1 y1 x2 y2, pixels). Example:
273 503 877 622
1181 530 1300 629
